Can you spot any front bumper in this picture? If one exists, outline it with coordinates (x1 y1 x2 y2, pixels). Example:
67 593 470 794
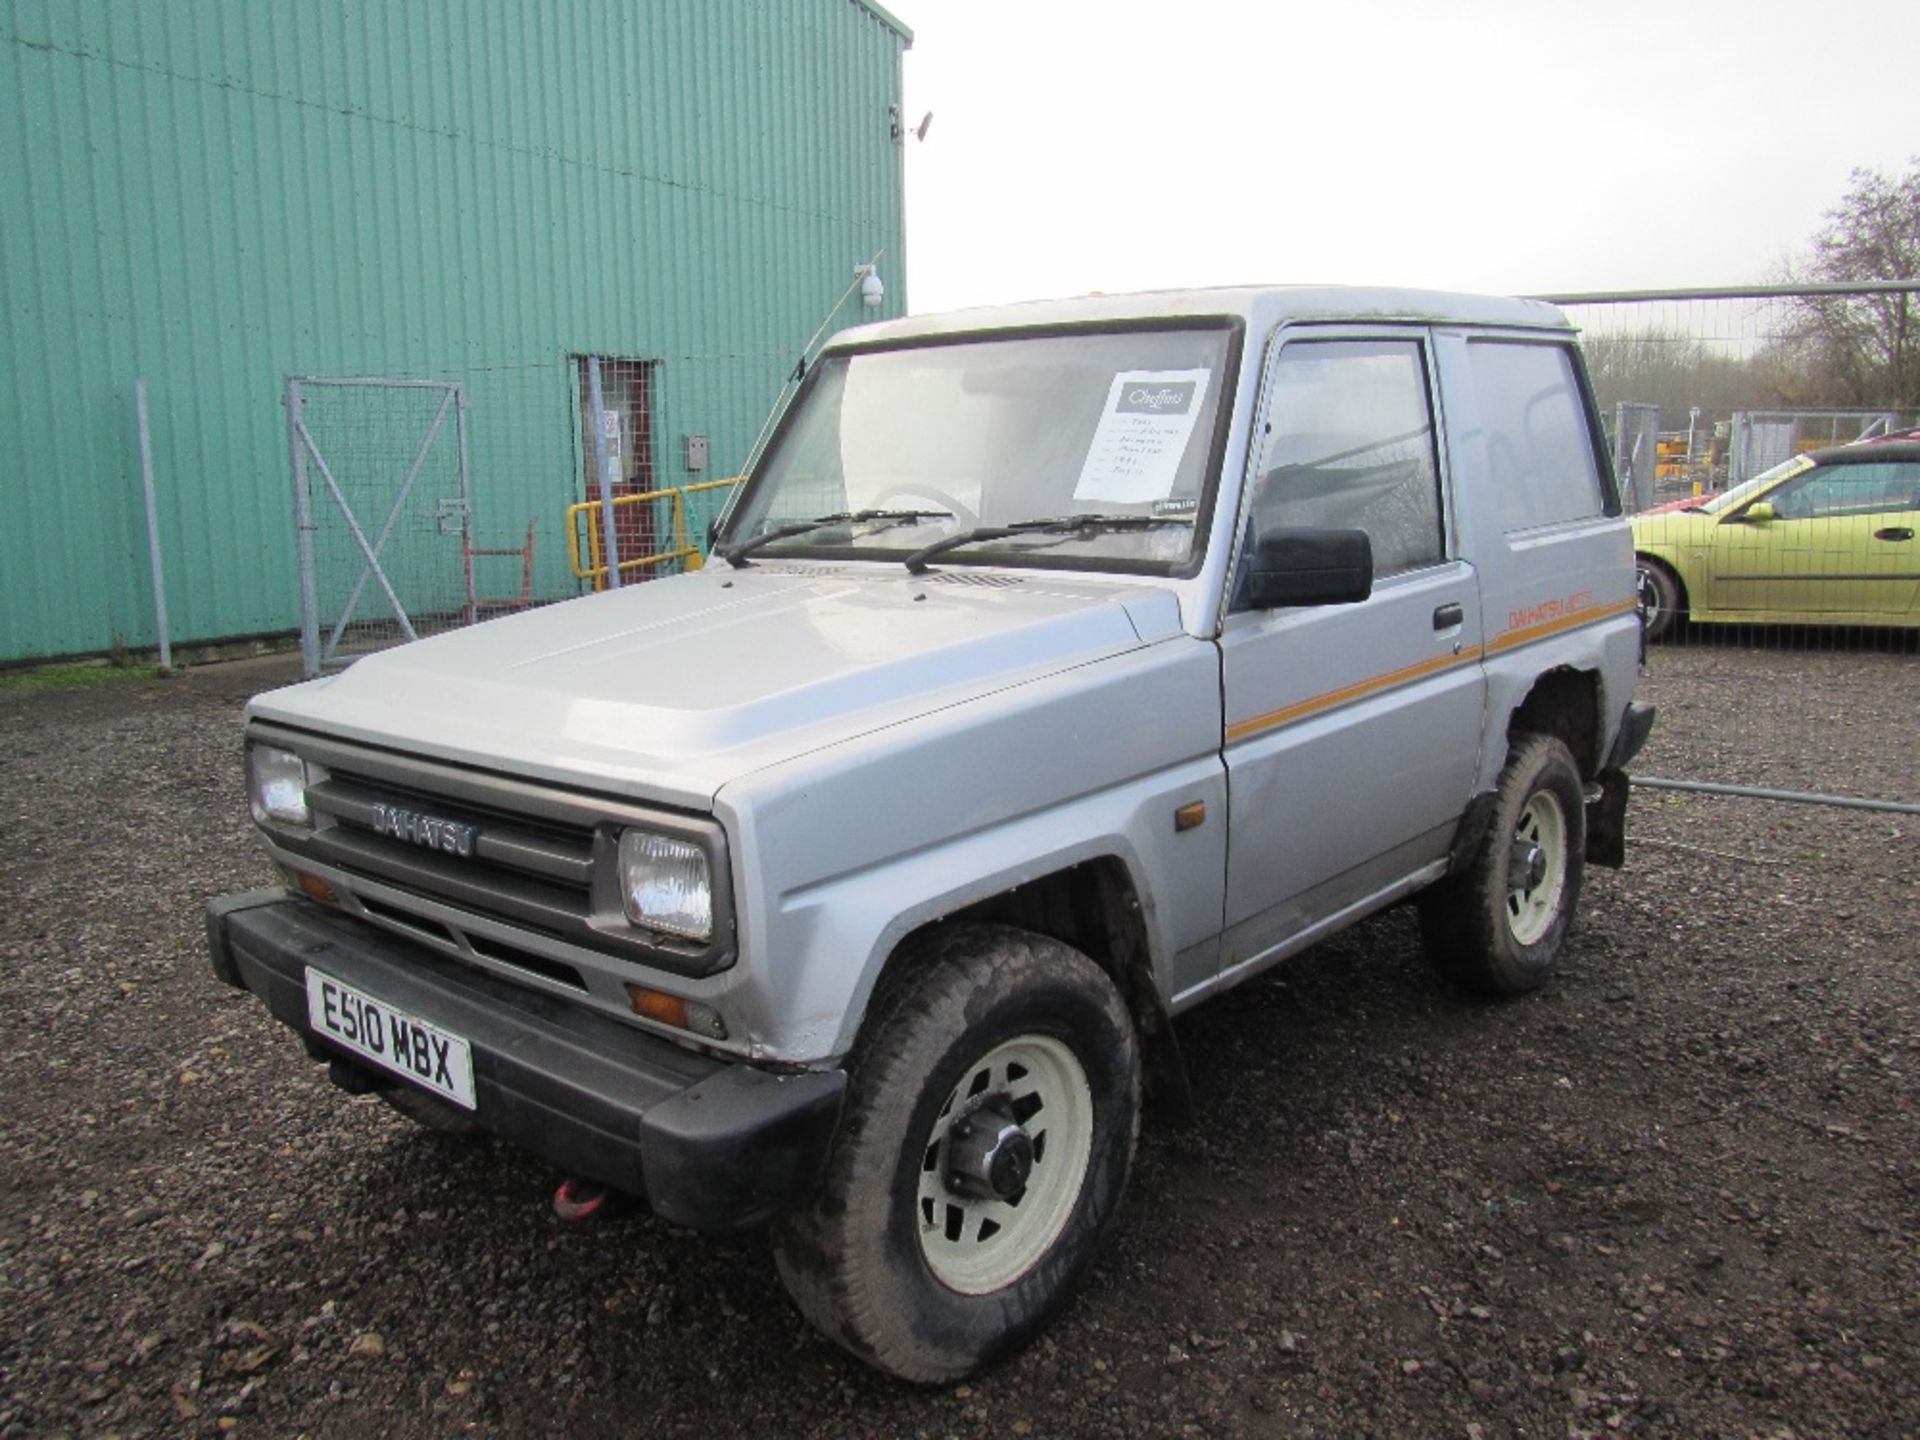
205 891 844 1231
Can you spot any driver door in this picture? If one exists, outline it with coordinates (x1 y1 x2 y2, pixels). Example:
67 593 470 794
1705 458 1920 620
1218 329 1485 978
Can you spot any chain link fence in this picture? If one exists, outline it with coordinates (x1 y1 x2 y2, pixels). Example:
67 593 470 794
1547 282 1919 812
1547 283 1918 657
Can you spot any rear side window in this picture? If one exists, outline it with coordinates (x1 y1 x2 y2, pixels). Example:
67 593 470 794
1249 339 1443 577
1466 341 1608 530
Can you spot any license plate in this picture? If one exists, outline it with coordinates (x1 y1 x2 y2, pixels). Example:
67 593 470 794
304 967 477 1110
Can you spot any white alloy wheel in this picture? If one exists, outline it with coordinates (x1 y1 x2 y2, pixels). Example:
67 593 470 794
1506 789 1569 946
916 1034 1094 1295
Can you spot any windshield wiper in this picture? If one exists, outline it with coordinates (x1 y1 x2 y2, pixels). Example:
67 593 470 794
902 512 1191 574
720 509 952 568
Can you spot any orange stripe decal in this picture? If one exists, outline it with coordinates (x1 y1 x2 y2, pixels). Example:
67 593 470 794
1225 647 1483 742
1487 598 1637 653
1224 598 1636 745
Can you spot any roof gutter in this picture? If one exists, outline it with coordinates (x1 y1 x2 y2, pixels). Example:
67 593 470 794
851 0 914 44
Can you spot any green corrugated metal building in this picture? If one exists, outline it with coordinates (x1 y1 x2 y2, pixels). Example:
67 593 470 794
0 0 911 665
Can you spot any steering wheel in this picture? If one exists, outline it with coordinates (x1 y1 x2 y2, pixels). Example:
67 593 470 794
866 484 978 530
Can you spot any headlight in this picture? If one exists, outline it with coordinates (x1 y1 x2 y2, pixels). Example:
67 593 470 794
617 830 712 941
247 744 311 827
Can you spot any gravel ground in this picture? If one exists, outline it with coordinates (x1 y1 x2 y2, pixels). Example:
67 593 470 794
1 641 1915 1439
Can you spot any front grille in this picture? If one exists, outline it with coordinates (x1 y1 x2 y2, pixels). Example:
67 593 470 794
305 770 594 936
250 722 735 979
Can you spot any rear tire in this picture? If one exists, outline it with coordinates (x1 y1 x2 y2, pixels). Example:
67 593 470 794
1419 734 1586 997
771 924 1140 1383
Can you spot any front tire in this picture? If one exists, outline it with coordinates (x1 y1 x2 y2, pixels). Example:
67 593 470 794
1419 734 1586 996
1635 557 1683 642
771 924 1141 1383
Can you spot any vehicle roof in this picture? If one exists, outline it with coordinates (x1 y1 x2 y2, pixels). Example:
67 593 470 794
1808 440 1920 466
831 285 1570 348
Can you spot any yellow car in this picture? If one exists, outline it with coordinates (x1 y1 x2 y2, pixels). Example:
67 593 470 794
1631 440 1920 639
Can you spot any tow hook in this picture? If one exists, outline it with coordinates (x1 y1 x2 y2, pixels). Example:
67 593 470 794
552 1176 610 1222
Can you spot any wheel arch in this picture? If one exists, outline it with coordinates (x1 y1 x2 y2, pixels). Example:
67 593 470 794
862 858 1191 1119
1504 665 1603 778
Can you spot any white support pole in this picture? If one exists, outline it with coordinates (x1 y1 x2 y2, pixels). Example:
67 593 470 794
134 380 172 672
288 377 321 677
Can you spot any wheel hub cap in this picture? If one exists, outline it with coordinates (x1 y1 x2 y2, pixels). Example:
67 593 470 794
944 1100 1034 1200
1510 839 1548 892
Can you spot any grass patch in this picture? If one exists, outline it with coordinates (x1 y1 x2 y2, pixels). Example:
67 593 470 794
0 662 164 695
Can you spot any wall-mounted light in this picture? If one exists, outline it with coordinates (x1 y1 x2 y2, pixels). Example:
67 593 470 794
856 262 884 308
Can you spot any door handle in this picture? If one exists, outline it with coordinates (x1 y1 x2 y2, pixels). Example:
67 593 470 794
1432 602 1464 630
1873 527 1914 541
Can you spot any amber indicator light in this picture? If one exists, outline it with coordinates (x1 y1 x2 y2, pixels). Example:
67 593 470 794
1174 801 1206 832
292 870 338 905
625 985 692 1029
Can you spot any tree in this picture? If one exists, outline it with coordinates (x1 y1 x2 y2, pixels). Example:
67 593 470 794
1786 159 1920 411
1582 328 1762 424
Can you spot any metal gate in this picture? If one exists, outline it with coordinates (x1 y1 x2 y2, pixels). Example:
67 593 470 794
285 376 471 677
1727 409 1901 483
1611 401 1661 513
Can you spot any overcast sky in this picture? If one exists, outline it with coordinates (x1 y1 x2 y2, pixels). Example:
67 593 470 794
893 0 1915 315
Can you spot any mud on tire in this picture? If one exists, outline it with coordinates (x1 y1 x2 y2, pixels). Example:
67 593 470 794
771 924 1141 1383
1419 733 1587 997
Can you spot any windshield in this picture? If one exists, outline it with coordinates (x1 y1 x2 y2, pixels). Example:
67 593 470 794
725 325 1237 573
1698 455 1813 513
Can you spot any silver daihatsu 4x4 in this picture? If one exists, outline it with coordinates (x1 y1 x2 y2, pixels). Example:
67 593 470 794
207 286 1654 1381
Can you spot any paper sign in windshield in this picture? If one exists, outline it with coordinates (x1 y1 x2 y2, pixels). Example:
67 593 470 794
1074 370 1211 504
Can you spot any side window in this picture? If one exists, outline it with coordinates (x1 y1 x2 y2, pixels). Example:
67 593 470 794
1248 339 1443 579
1772 461 1918 519
1466 341 1608 531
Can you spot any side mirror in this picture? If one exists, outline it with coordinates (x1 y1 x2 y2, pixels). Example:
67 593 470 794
1741 501 1777 523
706 516 722 550
1243 527 1373 609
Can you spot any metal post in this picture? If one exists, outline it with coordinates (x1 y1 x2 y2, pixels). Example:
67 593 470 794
286 377 321 678
133 380 172 672
454 381 474 619
587 356 621 590
1533 278 1920 304
736 247 885 485
1632 775 1920 817
1613 401 1635 509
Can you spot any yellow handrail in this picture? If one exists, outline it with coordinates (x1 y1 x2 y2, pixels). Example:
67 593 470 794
567 477 741 589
